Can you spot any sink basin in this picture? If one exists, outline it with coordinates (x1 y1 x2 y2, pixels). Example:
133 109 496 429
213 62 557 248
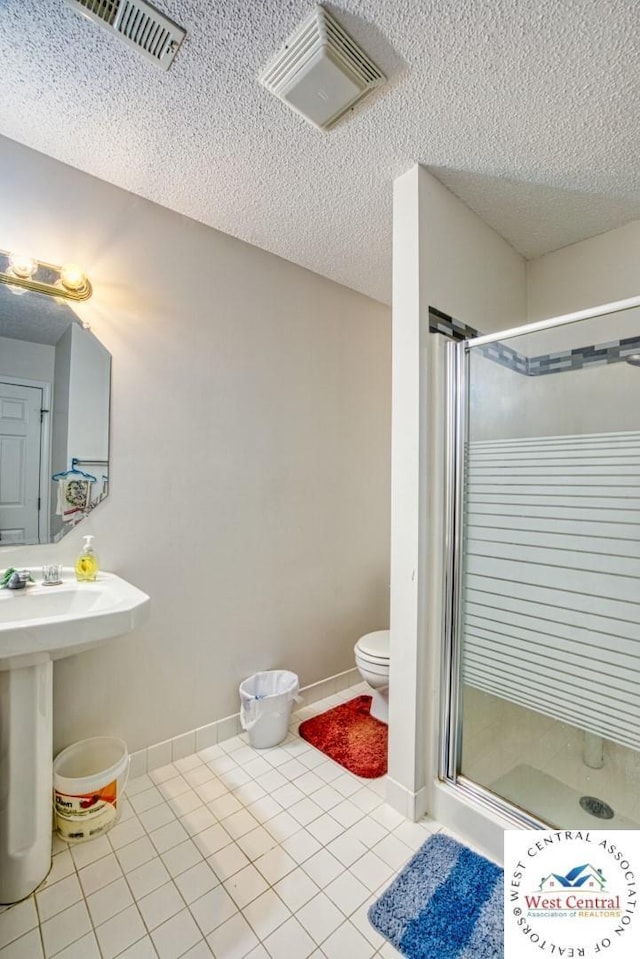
0 568 149 904
0 570 150 670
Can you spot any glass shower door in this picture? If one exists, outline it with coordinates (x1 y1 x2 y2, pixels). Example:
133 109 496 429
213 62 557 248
444 304 640 829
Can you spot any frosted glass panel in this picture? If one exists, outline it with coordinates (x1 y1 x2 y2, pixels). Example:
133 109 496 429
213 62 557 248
458 308 640 828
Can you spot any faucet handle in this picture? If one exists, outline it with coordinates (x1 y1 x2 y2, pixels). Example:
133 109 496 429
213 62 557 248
1 568 33 589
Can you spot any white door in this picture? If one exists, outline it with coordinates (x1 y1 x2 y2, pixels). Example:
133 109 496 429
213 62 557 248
0 382 42 545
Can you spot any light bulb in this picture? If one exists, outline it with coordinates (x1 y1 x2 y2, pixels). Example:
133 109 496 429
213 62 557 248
8 253 37 279
60 263 87 292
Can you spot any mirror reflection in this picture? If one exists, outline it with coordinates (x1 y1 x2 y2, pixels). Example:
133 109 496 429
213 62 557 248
0 285 110 545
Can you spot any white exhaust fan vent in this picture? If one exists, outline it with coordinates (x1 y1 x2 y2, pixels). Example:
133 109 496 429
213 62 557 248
64 0 185 70
259 5 386 130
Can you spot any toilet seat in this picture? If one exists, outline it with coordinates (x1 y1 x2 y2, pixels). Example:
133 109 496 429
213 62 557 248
356 651 389 670
355 657 389 678
355 630 389 666
357 650 388 666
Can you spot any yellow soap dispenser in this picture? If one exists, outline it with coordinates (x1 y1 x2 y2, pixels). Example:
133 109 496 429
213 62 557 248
75 534 99 581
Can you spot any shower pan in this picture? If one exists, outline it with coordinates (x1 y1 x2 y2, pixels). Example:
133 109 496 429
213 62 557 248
441 297 640 831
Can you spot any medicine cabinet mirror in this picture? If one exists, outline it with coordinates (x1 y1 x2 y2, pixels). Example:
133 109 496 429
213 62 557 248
0 284 110 546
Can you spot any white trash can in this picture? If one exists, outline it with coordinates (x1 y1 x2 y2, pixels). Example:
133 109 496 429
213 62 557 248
239 670 300 749
53 737 129 842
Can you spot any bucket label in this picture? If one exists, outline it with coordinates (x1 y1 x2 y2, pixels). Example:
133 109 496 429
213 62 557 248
55 779 118 841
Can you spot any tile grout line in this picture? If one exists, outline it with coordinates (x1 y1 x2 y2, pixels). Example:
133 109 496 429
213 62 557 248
2 682 438 959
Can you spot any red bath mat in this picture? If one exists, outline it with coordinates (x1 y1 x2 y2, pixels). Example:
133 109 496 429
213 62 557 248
299 695 387 778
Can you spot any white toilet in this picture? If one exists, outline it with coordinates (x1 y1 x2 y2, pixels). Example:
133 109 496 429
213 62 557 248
354 629 390 723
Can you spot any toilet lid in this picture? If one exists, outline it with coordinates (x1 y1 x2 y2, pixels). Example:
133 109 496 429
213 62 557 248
356 630 390 662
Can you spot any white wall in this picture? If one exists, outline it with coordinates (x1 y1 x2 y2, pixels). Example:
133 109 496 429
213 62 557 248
466 222 640 446
527 220 640 321
0 335 54 383
51 326 72 540
67 324 110 462
0 135 391 754
388 164 526 826
503 221 640 438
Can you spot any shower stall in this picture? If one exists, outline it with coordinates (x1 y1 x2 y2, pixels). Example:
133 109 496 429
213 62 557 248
440 297 640 831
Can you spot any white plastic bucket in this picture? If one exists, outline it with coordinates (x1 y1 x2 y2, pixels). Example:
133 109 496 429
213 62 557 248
239 670 300 748
53 737 129 843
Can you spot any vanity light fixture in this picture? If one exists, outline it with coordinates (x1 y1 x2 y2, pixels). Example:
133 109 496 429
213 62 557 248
8 253 37 279
0 248 92 301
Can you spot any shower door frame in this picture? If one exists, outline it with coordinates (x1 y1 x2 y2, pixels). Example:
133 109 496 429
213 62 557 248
438 295 640 830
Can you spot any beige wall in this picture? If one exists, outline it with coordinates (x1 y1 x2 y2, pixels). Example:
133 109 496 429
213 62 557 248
467 219 640 442
0 136 392 753
527 219 640 321
0 335 54 383
418 172 526 335
469 311 640 442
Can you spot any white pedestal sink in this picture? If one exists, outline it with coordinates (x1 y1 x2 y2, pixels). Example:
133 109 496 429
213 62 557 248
0 570 150 904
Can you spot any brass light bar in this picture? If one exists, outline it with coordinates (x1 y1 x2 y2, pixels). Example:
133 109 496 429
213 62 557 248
0 249 92 301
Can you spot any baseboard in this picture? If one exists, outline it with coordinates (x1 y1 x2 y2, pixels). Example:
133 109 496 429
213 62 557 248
432 780 507 864
301 667 360 703
129 666 360 778
385 775 429 822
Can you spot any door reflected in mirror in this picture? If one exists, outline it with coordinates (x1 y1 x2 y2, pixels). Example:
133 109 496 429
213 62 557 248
0 285 110 546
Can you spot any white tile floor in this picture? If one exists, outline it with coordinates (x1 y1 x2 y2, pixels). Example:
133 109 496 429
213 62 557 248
0 683 442 959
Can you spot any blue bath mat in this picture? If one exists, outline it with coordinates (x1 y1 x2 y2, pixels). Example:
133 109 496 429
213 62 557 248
368 833 503 958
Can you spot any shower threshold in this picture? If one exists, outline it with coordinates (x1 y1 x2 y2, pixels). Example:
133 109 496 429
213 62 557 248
491 764 639 830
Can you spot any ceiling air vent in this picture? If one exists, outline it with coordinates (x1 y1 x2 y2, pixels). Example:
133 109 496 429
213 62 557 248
259 5 386 131
64 0 185 70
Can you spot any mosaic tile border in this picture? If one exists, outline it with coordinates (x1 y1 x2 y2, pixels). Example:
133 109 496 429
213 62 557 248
527 335 640 376
428 306 640 376
428 307 528 375
428 305 478 341
477 339 528 375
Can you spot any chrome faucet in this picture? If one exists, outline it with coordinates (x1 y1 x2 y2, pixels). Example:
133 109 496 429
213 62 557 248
2 569 31 590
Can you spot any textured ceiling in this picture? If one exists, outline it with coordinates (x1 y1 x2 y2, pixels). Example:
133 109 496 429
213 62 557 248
1 0 639 305
0 286 73 345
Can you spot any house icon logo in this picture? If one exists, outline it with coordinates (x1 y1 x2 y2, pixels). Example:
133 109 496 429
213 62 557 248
538 865 606 893
505 830 640 957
